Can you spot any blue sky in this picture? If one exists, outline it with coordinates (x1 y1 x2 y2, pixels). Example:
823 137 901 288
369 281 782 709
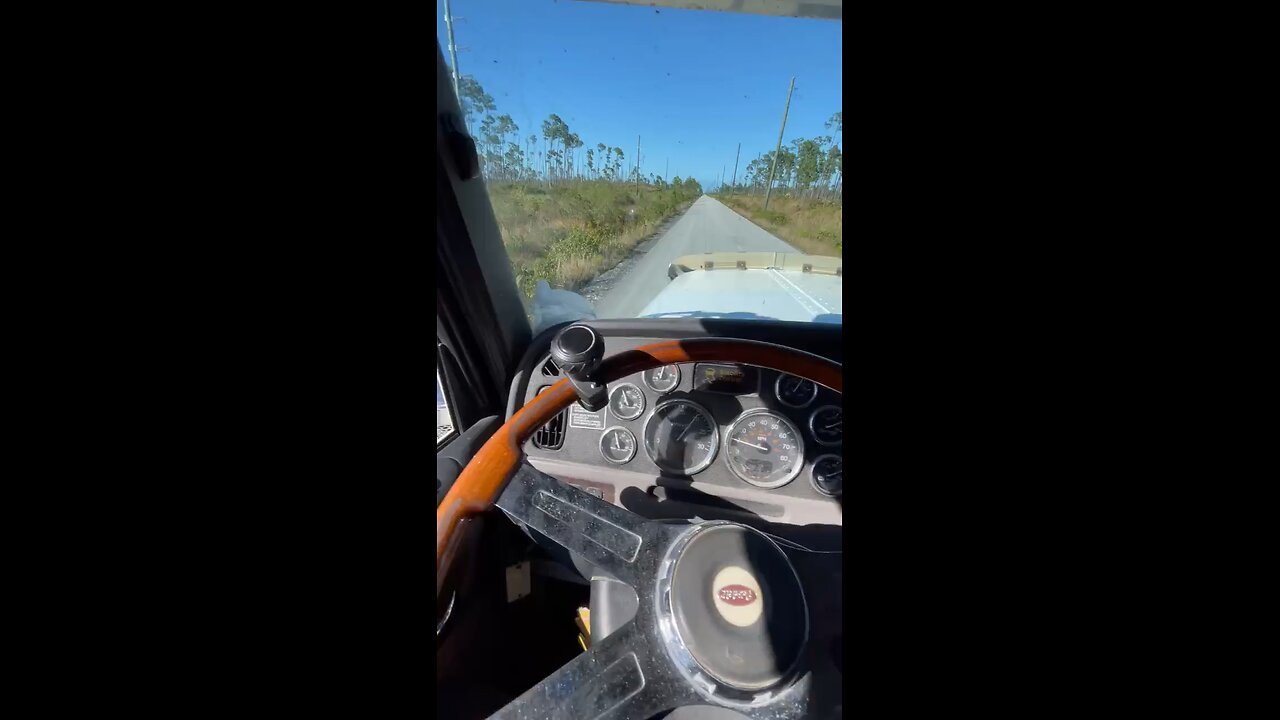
436 0 842 189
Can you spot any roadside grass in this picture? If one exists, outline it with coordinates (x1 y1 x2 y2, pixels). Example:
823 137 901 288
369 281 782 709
487 180 700 300
714 194 842 257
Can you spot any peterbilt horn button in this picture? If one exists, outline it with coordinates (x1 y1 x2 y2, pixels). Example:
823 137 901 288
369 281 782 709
711 566 764 627
718 585 758 606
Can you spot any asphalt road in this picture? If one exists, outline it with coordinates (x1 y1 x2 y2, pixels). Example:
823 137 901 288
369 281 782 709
591 195 799 319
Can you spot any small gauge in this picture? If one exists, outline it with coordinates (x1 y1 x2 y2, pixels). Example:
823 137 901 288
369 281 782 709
608 382 645 420
810 454 842 497
775 373 818 408
643 399 719 475
599 426 637 465
725 409 806 488
643 364 681 393
809 405 842 446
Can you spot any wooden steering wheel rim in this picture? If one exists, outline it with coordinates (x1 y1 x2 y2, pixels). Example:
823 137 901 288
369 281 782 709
435 337 842 598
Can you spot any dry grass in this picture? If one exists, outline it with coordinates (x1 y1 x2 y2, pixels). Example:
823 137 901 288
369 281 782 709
715 194 842 257
487 180 700 299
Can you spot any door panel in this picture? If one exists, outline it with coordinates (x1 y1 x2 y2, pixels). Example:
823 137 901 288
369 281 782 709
437 415 502 506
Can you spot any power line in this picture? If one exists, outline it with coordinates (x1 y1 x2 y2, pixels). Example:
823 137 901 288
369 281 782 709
764 77 795 211
442 0 462 124
730 142 741 194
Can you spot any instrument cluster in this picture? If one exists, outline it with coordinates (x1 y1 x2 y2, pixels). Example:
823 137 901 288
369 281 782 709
592 362 842 498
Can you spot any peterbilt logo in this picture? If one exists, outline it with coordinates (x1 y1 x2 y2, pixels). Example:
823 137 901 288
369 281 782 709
717 584 758 606
712 566 764 627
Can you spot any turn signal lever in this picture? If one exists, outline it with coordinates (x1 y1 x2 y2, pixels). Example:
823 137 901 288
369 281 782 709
549 323 608 411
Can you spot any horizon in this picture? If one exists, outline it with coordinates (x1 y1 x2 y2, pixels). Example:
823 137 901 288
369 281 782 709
436 0 842 190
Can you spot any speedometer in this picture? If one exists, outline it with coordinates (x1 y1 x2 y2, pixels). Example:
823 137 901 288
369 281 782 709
643 399 719 475
725 409 805 488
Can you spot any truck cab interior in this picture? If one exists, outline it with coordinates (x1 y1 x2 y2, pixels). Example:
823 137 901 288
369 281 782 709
435 4 842 718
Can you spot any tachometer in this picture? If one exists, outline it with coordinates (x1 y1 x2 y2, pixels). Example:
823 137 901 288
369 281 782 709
809 405 842 446
725 409 805 488
599 426 637 465
775 373 818 408
643 399 718 475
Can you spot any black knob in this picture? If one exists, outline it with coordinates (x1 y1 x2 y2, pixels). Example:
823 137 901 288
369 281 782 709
550 323 604 379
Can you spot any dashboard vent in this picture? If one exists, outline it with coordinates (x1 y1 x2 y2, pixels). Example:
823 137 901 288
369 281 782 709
540 356 560 376
532 386 566 450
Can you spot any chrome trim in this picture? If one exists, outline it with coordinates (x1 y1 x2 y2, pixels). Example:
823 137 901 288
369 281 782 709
654 521 810 705
608 382 646 420
809 453 842 497
807 404 842 447
642 398 720 476
558 324 596 358
436 590 456 636
599 425 638 465
642 363 681 393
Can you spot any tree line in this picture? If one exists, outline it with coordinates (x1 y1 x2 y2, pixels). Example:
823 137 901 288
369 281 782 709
456 75 841 198
457 75 700 192
738 112 842 199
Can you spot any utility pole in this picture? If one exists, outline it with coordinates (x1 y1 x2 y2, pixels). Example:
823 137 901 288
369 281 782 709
636 135 641 192
730 142 741 194
764 76 795 211
443 0 462 127
665 158 669 183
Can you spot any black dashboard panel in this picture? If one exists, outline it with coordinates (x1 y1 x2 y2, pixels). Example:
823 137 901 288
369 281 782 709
506 320 843 523
507 319 843 417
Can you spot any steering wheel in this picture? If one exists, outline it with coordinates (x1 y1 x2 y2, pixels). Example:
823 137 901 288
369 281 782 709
436 324 843 719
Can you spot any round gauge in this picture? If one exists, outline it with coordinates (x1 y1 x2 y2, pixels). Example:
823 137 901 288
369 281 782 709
608 383 645 420
643 399 719 475
599 426 637 465
810 454 842 497
808 405 842 446
775 373 818 408
643 364 681 393
724 409 806 488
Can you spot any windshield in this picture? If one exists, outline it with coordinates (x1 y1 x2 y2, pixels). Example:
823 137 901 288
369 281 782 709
438 0 841 326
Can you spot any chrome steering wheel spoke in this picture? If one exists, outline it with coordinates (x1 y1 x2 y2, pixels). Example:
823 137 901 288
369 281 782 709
492 460 834 719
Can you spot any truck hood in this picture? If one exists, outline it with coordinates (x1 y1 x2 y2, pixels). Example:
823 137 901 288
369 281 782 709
639 252 842 324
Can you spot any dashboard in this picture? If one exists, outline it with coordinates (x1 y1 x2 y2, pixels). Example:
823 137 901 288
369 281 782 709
506 319 843 538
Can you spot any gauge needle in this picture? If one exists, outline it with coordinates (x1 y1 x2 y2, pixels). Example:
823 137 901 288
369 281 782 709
674 419 696 442
733 438 768 451
824 421 842 430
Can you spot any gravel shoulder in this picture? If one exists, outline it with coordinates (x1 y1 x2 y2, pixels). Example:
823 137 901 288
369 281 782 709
577 203 694 308
585 195 799 318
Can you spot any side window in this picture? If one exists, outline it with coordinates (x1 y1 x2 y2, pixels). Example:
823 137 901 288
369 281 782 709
437 369 455 446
